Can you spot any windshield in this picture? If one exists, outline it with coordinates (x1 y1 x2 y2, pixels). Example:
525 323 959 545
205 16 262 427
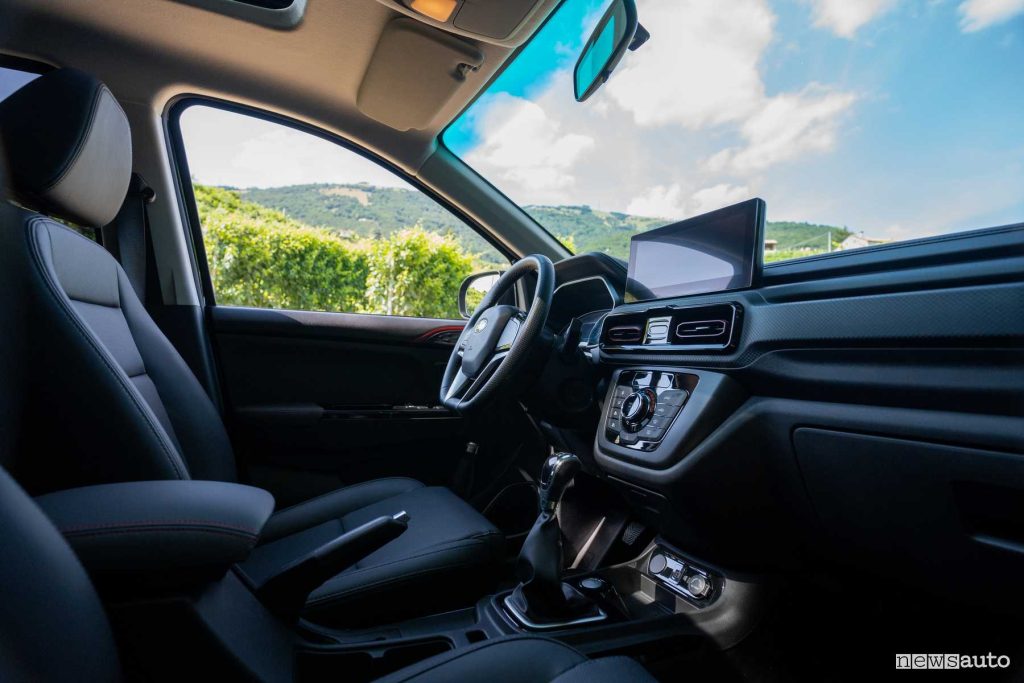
443 0 1024 262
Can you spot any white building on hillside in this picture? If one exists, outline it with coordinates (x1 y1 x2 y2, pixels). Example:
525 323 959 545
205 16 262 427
838 233 889 251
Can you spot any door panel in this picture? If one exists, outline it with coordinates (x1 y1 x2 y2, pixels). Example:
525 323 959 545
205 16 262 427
210 306 468 504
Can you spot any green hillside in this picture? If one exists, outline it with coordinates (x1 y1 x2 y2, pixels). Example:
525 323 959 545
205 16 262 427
239 183 850 261
241 184 499 260
195 184 477 318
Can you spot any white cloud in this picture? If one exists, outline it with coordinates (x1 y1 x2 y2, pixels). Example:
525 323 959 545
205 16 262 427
604 0 774 128
705 86 857 173
457 0 858 227
625 183 752 219
626 185 687 217
463 92 595 204
180 106 408 189
691 183 753 214
958 0 1024 32
807 0 896 38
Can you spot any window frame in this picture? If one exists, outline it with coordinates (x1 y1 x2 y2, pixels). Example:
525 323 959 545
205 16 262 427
0 53 54 78
164 95 518 314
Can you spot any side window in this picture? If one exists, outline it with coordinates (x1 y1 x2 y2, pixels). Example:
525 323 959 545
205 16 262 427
0 66 38 102
177 105 508 319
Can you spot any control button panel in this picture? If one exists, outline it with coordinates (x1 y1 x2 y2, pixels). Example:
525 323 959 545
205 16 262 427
604 370 691 451
646 548 716 605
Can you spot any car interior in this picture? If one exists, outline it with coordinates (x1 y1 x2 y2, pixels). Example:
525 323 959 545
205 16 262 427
0 0 1022 681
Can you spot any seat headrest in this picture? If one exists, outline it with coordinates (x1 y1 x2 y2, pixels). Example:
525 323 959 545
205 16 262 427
0 68 131 227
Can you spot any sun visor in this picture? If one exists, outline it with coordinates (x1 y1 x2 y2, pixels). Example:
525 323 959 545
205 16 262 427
357 18 484 131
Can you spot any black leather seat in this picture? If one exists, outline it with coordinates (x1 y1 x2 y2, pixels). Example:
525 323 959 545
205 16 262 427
0 68 502 624
0 464 655 682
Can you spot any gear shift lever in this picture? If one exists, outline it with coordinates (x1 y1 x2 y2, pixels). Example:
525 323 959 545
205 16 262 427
538 452 581 515
505 453 604 628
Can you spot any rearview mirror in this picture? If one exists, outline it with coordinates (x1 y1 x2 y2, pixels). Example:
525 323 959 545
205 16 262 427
574 0 644 102
458 271 501 318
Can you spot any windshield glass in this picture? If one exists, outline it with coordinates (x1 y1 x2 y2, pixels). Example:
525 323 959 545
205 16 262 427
443 0 1024 262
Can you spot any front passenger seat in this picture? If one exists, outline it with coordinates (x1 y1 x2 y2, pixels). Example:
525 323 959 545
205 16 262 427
0 68 502 625
0 464 657 682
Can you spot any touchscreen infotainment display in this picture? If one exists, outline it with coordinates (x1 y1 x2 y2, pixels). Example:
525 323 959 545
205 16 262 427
625 198 765 302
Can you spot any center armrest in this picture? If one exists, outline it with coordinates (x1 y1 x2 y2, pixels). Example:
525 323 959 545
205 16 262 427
35 480 275 585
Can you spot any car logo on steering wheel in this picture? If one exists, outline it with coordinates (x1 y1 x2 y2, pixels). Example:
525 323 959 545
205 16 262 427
474 318 488 333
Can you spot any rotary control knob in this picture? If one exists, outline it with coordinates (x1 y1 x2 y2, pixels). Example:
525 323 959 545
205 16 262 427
620 389 656 432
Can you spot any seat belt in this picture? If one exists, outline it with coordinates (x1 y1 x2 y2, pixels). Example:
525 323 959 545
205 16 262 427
102 173 157 305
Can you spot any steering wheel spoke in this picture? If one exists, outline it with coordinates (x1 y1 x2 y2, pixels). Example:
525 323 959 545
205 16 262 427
444 368 472 402
495 311 525 352
439 255 555 414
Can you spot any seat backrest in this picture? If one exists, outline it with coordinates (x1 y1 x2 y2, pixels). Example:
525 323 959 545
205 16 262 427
0 463 122 682
0 68 236 492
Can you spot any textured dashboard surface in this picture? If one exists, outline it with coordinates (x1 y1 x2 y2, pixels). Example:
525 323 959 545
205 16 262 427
600 281 1024 368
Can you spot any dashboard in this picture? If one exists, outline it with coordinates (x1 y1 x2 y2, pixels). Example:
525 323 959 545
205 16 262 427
546 253 625 342
536 228 1024 601
521 217 1024 630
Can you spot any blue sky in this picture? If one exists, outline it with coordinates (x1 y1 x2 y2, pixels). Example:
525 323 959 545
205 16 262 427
0 68 38 103
5 0 1018 246
444 0 1024 240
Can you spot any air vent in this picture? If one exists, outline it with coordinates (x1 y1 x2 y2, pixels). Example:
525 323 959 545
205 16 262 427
676 319 727 338
601 303 742 352
607 325 642 343
669 304 738 347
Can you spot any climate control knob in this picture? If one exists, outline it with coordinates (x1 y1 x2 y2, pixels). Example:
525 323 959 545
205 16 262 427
620 389 656 432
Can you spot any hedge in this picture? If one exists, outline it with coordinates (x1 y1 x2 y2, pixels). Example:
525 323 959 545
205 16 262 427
196 184 474 318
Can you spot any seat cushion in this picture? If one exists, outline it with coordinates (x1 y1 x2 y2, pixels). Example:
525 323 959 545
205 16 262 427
372 636 657 683
238 478 504 625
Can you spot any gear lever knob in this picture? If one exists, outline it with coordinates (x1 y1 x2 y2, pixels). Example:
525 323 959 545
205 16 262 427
538 452 581 515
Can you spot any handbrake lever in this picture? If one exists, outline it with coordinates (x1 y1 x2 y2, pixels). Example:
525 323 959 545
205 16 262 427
255 511 410 620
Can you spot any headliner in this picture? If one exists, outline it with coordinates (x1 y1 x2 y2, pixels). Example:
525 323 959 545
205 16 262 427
0 0 558 173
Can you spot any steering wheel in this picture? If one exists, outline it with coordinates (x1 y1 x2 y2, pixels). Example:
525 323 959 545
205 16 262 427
440 254 555 414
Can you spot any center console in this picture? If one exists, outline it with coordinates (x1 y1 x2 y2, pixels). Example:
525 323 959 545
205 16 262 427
596 367 745 469
295 450 769 680
605 370 696 451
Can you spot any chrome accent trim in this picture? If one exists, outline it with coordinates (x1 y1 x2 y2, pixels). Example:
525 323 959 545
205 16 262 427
602 303 740 352
674 319 727 338
643 315 672 344
502 596 608 631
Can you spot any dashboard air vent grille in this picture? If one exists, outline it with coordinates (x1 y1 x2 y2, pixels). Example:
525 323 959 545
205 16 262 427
607 325 642 343
601 302 741 352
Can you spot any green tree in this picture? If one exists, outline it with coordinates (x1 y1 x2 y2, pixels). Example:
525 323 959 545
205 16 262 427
195 184 488 318
364 228 474 318
197 185 368 311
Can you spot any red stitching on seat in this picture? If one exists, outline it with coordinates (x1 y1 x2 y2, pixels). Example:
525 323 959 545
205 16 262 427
59 519 259 536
